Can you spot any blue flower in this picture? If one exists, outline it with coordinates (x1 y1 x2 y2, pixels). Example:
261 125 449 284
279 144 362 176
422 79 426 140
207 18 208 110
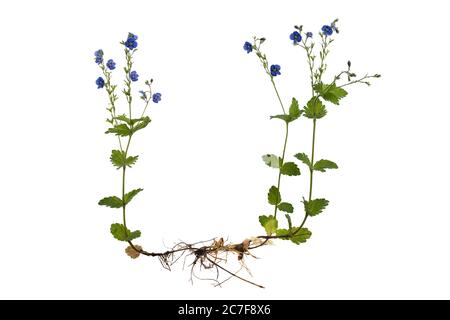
243 41 252 54
321 25 333 36
152 93 161 103
130 71 139 82
306 32 313 38
270 64 281 77
94 49 103 64
106 59 116 70
124 33 138 50
96 77 105 89
289 31 302 44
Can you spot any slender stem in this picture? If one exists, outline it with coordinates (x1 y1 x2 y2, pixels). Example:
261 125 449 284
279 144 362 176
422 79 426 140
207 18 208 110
270 78 286 114
274 123 289 218
309 119 317 201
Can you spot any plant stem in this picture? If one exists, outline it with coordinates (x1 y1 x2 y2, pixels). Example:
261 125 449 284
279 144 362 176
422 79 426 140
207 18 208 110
309 119 317 201
268 78 287 218
271 78 286 114
274 123 289 218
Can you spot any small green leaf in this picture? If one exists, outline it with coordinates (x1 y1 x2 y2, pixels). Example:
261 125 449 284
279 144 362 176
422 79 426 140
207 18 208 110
294 152 311 168
268 186 281 205
110 223 141 241
123 188 143 205
114 115 147 126
288 97 302 121
105 124 132 137
98 196 123 208
278 202 294 213
314 82 348 105
313 159 338 172
276 227 311 244
110 150 139 169
303 97 327 119
259 215 278 235
270 98 303 123
262 154 281 168
270 114 291 122
304 198 329 216
125 155 139 167
290 228 312 244
280 162 300 176
131 116 151 133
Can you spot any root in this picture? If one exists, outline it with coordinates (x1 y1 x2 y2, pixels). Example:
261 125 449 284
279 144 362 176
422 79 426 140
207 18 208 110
126 236 274 288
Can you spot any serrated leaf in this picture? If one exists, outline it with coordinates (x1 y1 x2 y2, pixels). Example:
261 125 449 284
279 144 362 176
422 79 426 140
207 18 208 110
304 198 329 216
123 188 143 205
259 215 278 235
269 98 303 123
98 196 123 208
110 150 139 169
314 82 348 105
131 116 151 133
290 228 312 244
294 152 311 168
313 159 338 172
114 115 147 126
280 162 300 176
105 124 132 137
288 97 302 121
278 202 294 213
110 223 141 241
262 154 281 168
303 97 327 119
276 227 311 244
268 186 281 205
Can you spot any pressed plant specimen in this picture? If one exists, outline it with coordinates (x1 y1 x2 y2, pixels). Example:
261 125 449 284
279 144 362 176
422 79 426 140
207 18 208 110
96 21 379 288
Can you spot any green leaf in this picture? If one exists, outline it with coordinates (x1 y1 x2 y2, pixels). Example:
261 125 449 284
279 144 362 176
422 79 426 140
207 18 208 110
262 154 281 168
294 152 311 168
259 215 278 235
276 227 312 245
123 188 143 205
270 98 303 123
270 114 292 122
125 155 139 167
105 124 132 137
280 162 300 176
114 115 147 126
110 150 139 169
268 186 281 205
314 82 348 105
98 196 123 208
278 202 294 213
303 97 327 119
290 228 312 244
304 198 329 216
110 223 141 241
131 116 151 133
313 159 338 172
288 97 302 121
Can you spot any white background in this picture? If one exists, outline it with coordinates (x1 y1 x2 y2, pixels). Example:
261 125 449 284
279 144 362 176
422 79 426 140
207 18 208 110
0 0 449 299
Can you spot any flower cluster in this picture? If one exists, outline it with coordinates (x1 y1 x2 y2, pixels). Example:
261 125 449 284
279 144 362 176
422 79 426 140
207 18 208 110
95 49 103 64
124 33 138 50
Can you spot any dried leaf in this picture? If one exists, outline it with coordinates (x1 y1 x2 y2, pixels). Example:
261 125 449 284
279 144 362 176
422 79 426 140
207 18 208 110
125 245 142 259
